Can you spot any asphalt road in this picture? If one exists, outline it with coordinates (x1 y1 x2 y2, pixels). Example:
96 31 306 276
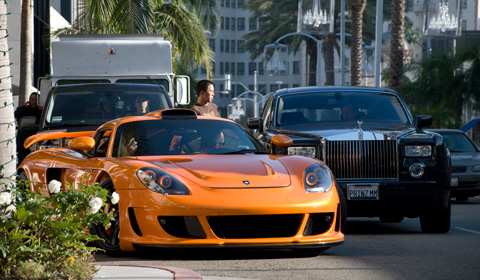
93 196 480 280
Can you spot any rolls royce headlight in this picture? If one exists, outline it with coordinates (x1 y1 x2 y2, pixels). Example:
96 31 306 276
288 146 316 157
303 164 333 193
472 165 480 172
137 167 189 195
405 145 432 157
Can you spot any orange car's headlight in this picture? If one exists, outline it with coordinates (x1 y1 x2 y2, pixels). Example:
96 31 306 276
137 167 189 195
304 165 333 193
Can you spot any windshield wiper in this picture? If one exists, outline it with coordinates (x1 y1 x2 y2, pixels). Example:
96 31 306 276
220 149 269 155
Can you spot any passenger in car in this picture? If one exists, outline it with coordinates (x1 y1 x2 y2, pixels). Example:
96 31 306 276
341 104 364 121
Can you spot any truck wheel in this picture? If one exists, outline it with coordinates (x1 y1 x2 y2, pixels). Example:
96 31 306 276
419 200 451 233
89 178 122 256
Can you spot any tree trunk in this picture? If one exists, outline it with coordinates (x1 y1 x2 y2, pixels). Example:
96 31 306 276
388 0 405 94
19 0 33 105
348 0 367 86
306 39 317 86
0 1 16 179
323 33 336 86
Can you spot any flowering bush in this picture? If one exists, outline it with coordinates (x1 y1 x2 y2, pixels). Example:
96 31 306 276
0 178 118 280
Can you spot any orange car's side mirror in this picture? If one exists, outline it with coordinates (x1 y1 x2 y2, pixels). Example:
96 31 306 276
271 134 293 148
68 136 95 151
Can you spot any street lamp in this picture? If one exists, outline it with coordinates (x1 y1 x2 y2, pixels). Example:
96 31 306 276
298 0 335 34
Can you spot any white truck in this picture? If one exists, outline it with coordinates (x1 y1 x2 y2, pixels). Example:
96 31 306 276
18 34 190 157
38 34 190 106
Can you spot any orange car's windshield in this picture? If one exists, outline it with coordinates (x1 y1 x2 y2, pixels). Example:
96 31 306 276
111 119 266 156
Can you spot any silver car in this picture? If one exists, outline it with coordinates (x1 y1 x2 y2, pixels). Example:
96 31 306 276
430 129 480 201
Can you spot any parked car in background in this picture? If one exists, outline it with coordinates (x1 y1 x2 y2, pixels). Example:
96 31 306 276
247 86 451 233
18 109 345 254
429 129 480 201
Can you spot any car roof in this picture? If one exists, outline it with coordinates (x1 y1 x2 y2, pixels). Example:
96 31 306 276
272 86 400 97
428 129 465 134
53 83 166 90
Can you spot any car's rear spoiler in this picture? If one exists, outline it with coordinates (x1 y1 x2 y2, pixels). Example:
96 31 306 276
24 131 96 149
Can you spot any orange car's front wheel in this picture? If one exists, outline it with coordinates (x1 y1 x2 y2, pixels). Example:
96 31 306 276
89 178 122 255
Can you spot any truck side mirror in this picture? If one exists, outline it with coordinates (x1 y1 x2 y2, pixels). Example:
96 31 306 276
175 76 190 105
37 77 52 106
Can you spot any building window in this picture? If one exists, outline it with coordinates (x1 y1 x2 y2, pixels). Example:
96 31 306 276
293 61 300 75
462 20 466 31
293 84 300 88
462 0 467 9
406 0 413 12
225 62 230 73
231 18 236 30
220 62 224 75
231 62 235 75
270 84 279 92
226 0 229 8
209 38 215 51
226 17 230 30
220 39 224 52
237 62 245 75
225 40 230 53
238 0 244 8
238 18 245 31
221 17 224 29
249 18 257 30
248 62 256 75
231 40 235 53
231 0 236 8
258 84 266 94
237 40 245 53
258 62 264 75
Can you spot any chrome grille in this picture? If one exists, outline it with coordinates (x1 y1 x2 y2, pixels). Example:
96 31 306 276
324 140 398 179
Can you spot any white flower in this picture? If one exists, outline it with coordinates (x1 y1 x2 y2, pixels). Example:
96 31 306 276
111 192 120 205
5 204 16 217
48 180 62 194
87 197 103 214
0 191 12 206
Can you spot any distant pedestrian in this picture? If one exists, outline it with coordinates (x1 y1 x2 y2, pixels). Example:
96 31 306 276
15 92 43 165
191 79 220 117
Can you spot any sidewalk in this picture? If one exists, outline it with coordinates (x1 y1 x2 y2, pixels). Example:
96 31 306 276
93 264 203 280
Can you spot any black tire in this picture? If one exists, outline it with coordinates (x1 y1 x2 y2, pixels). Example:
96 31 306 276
89 178 122 255
379 215 404 223
419 200 451 233
337 186 347 233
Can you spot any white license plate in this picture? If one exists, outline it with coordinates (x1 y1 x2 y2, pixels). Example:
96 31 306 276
347 184 379 200
450 177 458 187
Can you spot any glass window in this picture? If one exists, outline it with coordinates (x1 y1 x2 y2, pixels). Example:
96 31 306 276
225 62 230 74
231 62 235 75
237 40 245 53
249 18 257 30
231 40 235 53
220 39 224 52
221 17 224 29
248 62 256 75
220 62 224 75
258 62 264 75
226 17 230 30
238 0 244 8
231 18 236 30
238 18 245 31
226 40 230 53
209 38 215 51
237 63 245 75
293 61 300 75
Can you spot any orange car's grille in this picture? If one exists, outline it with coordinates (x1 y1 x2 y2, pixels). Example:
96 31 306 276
207 213 333 239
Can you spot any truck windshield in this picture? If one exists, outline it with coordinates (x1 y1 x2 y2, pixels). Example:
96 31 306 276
43 84 171 127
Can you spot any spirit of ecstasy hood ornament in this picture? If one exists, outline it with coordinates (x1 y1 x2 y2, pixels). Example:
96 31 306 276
357 121 363 140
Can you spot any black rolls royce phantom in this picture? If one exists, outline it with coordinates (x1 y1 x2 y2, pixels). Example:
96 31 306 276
247 86 451 233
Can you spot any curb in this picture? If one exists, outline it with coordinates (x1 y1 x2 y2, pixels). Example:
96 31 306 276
94 263 203 280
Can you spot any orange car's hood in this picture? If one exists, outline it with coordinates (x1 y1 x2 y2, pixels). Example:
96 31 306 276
150 155 291 188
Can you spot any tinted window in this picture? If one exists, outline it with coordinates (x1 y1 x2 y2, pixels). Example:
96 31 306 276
112 119 265 157
44 85 170 127
438 132 478 153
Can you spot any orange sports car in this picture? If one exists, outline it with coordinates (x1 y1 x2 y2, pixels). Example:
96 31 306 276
18 108 345 254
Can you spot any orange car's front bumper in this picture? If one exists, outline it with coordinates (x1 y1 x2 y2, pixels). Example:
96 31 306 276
116 186 345 251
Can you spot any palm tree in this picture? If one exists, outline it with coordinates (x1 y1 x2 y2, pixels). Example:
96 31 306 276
347 0 366 86
388 0 405 94
55 0 221 77
19 0 33 106
0 1 16 179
